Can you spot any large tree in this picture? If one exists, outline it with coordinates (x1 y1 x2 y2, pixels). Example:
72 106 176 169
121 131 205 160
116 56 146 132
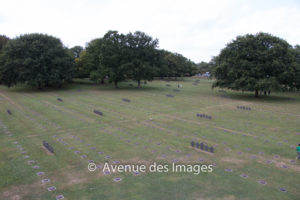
97 31 128 88
125 31 159 87
213 32 294 97
0 33 74 88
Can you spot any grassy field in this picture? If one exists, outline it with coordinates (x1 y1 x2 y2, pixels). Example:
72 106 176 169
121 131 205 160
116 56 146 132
0 78 300 200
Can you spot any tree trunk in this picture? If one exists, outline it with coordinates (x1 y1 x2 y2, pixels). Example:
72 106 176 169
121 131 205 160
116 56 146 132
114 81 118 88
255 89 259 97
264 91 267 95
137 80 141 87
101 79 104 84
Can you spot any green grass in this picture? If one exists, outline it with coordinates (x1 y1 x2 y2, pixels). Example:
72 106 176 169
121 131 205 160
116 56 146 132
0 78 300 200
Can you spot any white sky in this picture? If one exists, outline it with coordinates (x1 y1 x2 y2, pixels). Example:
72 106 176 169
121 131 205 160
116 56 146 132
1 0 300 62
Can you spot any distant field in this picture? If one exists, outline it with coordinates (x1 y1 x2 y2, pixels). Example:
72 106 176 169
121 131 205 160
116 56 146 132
0 78 300 200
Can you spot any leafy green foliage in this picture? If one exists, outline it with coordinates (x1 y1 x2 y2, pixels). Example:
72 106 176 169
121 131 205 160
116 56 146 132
125 31 159 86
0 33 74 88
213 32 294 96
0 35 10 53
70 45 83 58
159 50 196 79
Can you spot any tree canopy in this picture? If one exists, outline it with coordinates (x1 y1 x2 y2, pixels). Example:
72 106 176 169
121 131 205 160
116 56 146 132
0 33 74 88
0 35 10 53
213 32 295 97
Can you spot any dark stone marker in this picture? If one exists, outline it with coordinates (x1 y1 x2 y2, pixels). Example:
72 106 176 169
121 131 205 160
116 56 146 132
209 146 214 153
200 143 204 150
93 109 103 116
57 98 63 102
190 141 195 147
7 109 12 115
195 142 200 149
43 141 54 153
204 145 209 151
122 98 131 102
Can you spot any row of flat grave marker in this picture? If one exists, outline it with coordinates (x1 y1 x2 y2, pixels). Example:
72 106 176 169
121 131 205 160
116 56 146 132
237 106 251 110
43 141 54 153
12 141 64 199
122 98 131 102
190 141 214 153
93 109 103 116
196 113 212 120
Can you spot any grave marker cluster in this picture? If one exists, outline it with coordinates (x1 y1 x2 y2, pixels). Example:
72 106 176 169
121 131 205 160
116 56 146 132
43 141 54 153
237 106 251 110
196 113 212 120
190 141 214 153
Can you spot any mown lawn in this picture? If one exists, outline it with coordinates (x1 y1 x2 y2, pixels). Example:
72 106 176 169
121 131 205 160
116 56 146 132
0 78 299 200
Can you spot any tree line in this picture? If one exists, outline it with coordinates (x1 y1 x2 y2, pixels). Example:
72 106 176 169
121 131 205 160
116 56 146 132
0 31 196 89
1 31 299 96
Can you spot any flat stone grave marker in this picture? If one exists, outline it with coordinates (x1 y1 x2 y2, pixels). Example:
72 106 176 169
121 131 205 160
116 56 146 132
47 186 56 191
166 94 174 98
113 177 122 182
279 188 287 192
28 160 35 164
56 194 64 199
258 180 267 185
37 172 45 176
240 174 248 178
57 98 63 102
42 178 51 183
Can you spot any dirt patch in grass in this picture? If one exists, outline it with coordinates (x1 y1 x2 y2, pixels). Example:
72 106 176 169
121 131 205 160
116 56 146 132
1 180 42 200
221 157 246 166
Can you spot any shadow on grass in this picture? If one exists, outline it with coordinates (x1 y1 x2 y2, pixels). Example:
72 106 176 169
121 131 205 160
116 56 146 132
215 90 300 103
0 79 170 93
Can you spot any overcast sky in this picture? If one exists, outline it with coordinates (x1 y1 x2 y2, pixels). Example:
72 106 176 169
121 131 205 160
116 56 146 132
1 0 300 62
